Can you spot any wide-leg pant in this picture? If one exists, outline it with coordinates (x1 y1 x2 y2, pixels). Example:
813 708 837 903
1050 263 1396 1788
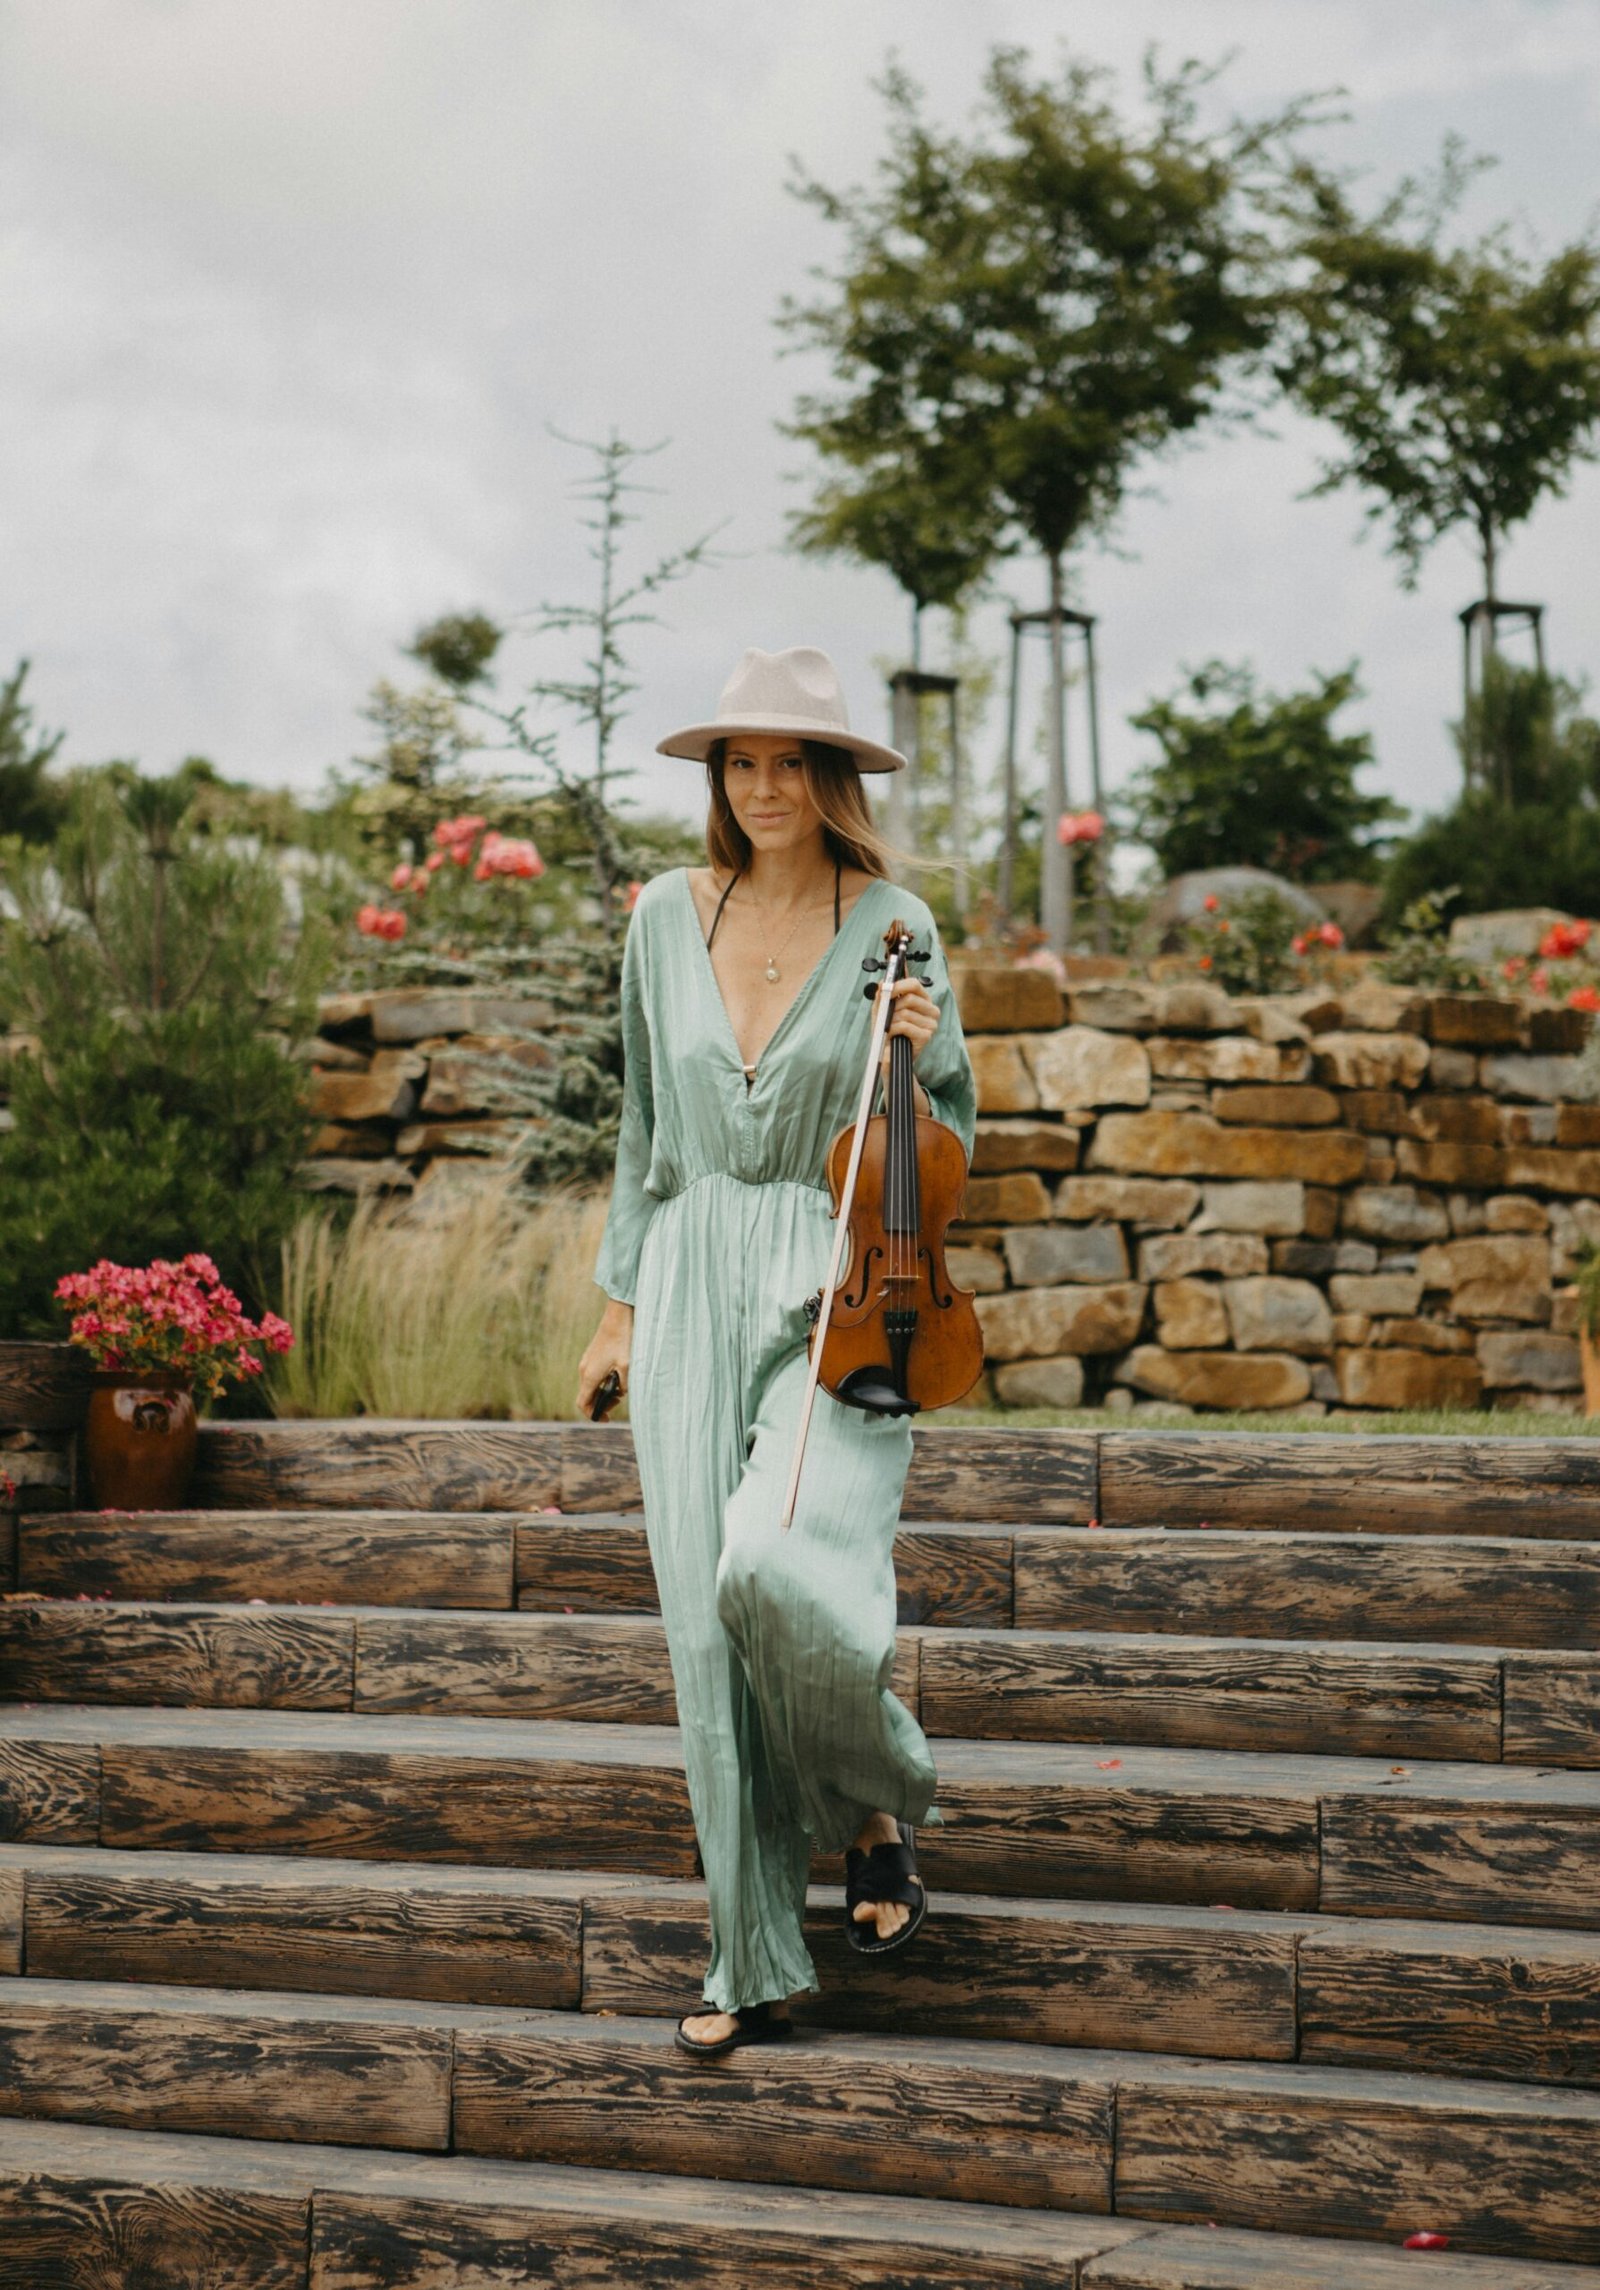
629 1171 943 2013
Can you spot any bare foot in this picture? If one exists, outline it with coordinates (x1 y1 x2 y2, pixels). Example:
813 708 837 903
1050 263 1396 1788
679 2001 793 2046
849 1809 920 1943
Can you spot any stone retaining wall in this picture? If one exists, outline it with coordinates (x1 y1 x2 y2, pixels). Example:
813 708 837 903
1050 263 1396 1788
948 965 1599 1417
290 987 559 1196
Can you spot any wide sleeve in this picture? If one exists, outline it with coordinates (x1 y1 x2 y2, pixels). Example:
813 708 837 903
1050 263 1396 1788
913 908 977 1163
592 901 659 1307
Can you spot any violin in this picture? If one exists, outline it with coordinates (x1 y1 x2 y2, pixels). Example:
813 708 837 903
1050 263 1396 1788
779 917 984 1530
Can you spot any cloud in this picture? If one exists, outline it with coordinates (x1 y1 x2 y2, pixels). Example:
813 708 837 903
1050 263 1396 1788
0 0 1595 839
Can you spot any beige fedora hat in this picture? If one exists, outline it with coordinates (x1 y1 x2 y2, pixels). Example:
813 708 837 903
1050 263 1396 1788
655 645 907 774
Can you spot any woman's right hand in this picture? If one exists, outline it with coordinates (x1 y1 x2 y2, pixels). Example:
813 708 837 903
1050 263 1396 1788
576 1300 634 1420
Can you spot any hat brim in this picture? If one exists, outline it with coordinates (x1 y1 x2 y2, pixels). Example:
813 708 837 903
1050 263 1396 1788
655 715 906 774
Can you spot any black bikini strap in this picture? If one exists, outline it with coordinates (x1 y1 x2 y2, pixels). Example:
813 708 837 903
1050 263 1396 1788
705 868 740 952
706 858 840 949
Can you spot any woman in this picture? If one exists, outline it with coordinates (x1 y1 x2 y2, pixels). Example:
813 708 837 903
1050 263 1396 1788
576 645 977 2059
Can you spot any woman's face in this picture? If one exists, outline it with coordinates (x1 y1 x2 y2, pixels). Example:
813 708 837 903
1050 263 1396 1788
720 733 825 855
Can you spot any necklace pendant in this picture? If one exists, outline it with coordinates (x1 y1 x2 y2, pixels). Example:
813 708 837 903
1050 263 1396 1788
765 958 780 983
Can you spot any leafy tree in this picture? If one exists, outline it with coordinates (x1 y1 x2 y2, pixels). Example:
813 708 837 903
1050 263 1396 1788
1124 660 1404 883
0 660 67 846
409 611 503 692
784 47 1326 944
1381 660 1600 924
1278 145 1600 621
0 771 335 1339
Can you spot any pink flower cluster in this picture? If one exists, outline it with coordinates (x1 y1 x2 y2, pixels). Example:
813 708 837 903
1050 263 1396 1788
357 815 544 942
433 813 489 865
472 829 543 882
357 904 408 940
1292 922 1344 955
1056 810 1104 846
55 1254 295 1405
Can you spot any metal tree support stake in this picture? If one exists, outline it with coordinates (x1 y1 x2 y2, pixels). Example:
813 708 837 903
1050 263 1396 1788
1458 597 1547 799
888 666 963 907
998 603 1110 954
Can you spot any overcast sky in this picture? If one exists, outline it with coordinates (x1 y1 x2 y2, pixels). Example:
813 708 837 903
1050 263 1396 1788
2 0 1598 849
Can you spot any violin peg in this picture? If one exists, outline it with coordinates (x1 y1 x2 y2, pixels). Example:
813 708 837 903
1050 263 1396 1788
919 973 934 987
862 956 883 972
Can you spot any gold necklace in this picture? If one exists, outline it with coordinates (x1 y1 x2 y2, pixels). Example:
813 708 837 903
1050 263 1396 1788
736 876 829 983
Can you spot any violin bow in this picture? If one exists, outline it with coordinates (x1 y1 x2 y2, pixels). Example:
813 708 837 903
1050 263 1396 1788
777 921 911 1534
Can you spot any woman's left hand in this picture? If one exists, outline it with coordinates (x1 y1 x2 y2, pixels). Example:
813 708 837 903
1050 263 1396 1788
880 974 939 1080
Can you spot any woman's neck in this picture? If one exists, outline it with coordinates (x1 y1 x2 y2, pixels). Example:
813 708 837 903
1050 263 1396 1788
737 838 837 903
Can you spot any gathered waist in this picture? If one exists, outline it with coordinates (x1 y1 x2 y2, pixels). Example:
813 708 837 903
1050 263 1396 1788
653 1171 831 1208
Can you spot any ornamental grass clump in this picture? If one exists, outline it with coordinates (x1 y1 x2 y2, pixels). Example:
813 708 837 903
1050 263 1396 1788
268 1176 611 1420
56 1252 295 1404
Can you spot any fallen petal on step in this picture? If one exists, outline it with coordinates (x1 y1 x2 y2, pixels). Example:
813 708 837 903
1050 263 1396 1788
1403 2231 1450 2249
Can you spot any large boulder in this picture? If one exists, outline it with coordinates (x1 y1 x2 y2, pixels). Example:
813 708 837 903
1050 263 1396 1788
1148 867 1327 947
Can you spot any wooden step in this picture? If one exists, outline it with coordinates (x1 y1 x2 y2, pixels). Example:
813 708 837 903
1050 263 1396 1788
7 1595 1531 1761
920 1629 1504 1759
0 1976 522 2152
583 1882 1600 2092
0 1598 915 1724
0 1841 627 2008
450 2011 1600 2259
22 1509 1017 1626
1100 1433 1600 1538
10 1843 1600 2089
20 1508 519 1608
1081 2229 1600 2287
194 1417 1097 1523
0 1977 1109 2207
0 2116 1120 2290
1108 2049 1600 2263
10 1705 1600 1924
7 1980 1600 2253
1017 1528 1600 1647
514 1512 1018 1624
7 2121 1600 2290
0 1842 1297 2059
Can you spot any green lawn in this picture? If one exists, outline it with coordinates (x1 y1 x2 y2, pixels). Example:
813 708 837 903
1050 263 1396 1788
941 1405 1600 1435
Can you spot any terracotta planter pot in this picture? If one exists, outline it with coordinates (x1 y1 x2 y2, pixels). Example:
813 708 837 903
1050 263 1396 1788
1584 1328 1600 1419
84 1369 198 1510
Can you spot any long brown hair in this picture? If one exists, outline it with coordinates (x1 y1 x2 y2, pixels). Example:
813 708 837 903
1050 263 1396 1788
704 738 903 882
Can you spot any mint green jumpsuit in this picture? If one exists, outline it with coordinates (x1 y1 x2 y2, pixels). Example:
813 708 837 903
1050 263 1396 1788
593 864 977 2014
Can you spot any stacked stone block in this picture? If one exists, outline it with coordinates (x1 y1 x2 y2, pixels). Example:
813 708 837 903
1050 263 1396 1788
290 988 558 1196
950 965 1599 1417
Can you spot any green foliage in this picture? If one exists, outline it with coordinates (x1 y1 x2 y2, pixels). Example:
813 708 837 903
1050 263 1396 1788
1381 663 1600 925
787 428 1004 620
1124 661 1403 882
1373 888 1490 991
409 612 503 691
784 49 1324 574
1572 1239 1600 1341
1278 143 1600 594
0 771 335 1339
1185 887 1306 994
0 660 67 847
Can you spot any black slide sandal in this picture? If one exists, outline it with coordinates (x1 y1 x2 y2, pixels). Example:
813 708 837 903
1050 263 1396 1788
844 1819 927 1956
674 1999 796 2059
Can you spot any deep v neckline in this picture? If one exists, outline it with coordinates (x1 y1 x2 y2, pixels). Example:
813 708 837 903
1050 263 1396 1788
680 866 885 1083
